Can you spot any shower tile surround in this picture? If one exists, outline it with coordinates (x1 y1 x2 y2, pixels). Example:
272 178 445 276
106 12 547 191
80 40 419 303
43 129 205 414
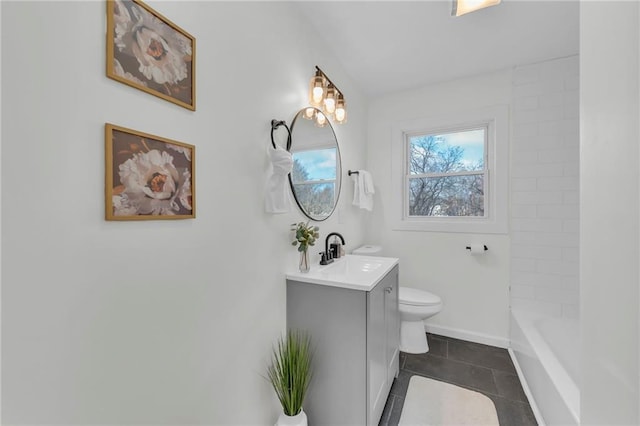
379 334 537 426
510 56 580 318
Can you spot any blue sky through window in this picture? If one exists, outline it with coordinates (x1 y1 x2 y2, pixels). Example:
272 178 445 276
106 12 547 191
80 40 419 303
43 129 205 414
437 128 485 170
293 148 337 180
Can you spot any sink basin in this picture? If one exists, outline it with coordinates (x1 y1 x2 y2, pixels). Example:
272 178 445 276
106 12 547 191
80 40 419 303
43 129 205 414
286 254 399 291
322 256 384 275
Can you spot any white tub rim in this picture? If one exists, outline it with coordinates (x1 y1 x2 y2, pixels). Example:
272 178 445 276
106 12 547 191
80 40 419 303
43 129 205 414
511 309 580 424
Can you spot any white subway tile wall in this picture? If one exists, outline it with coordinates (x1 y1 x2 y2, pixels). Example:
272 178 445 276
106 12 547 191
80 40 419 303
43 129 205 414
510 56 580 319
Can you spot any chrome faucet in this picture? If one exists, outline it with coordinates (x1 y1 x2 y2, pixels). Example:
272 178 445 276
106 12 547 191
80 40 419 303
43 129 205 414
319 232 346 265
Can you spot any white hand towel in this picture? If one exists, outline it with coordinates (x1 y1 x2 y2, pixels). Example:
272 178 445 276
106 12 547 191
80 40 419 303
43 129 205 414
265 144 293 213
362 170 375 195
352 170 374 211
352 173 361 206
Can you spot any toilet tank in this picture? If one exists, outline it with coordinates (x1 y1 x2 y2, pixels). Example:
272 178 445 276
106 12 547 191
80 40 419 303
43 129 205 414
352 245 383 256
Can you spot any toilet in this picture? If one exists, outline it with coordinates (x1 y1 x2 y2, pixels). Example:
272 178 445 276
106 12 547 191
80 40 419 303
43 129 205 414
351 245 443 354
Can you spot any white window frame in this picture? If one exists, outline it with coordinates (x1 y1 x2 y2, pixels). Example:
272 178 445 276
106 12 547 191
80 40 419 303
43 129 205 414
391 105 509 234
405 125 488 218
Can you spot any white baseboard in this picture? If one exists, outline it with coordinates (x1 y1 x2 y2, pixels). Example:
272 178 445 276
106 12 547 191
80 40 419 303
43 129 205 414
508 348 546 426
424 323 509 349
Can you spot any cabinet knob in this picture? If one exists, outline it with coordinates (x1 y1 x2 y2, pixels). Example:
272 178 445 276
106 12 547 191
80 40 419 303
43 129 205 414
385 287 393 294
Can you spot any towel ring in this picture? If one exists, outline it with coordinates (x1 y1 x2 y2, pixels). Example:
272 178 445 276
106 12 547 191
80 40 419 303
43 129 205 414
270 119 291 150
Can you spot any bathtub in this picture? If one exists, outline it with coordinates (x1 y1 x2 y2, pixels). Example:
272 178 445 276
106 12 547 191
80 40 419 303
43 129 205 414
510 310 580 425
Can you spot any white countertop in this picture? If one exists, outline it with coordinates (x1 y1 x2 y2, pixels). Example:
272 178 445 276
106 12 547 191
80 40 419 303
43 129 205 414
286 254 399 291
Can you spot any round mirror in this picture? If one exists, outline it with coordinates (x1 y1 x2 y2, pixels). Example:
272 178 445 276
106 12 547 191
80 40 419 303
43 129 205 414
288 108 342 221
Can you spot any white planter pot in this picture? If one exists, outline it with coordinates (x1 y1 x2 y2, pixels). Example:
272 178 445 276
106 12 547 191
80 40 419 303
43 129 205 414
275 409 307 426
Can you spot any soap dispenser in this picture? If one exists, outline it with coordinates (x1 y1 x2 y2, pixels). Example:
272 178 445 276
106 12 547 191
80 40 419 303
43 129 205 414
330 236 342 259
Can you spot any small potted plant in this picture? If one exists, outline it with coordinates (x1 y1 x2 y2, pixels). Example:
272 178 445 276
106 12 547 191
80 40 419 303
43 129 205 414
267 330 313 426
291 221 319 273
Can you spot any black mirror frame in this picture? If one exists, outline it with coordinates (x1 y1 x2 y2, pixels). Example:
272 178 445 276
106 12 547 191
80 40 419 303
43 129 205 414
287 108 342 222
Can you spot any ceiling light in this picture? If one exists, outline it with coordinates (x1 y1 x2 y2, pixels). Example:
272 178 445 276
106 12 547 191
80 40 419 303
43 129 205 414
452 0 501 17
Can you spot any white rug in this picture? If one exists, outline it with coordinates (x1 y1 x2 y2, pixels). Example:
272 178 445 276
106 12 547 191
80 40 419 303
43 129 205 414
398 376 499 426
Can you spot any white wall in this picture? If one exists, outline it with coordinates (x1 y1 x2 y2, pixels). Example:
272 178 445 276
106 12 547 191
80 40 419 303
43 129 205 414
1 2 368 424
580 1 640 424
510 56 580 319
367 70 512 347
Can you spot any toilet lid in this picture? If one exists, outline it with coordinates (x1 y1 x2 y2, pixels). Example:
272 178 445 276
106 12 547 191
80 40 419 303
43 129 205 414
399 287 442 306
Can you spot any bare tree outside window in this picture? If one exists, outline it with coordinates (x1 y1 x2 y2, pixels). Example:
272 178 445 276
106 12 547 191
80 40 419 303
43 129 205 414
408 128 486 217
291 149 336 217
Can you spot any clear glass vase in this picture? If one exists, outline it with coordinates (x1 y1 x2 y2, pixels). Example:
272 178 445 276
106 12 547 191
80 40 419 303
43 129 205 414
299 249 310 273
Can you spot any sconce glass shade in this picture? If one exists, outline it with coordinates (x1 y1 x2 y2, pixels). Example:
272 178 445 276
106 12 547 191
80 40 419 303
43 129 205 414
303 107 316 120
452 0 501 16
335 95 347 124
323 85 337 115
309 72 325 107
315 111 328 127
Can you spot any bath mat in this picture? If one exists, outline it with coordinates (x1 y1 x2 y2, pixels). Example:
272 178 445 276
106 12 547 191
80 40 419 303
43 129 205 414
398 375 499 426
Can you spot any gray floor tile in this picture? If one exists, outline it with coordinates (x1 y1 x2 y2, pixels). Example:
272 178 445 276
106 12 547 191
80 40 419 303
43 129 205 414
403 352 499 395
425 333 448 358
489 394 538 426
389 370 412 397
493 369 529 403
381 394 404 426
447 338 517 374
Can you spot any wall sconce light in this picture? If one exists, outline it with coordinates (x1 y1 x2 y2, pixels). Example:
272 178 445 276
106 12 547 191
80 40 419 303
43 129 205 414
303 107 316 120
309 69 325 107
308 66 347 125
335 94 347 124
452 0 501 16
315 111 328 127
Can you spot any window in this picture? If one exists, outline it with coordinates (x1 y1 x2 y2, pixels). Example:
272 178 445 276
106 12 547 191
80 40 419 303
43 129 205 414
291 148 337 217
407 127 487 217
391 106 508 233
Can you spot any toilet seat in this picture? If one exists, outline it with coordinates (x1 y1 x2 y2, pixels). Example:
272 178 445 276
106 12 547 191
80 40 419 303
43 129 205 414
399 287 442 307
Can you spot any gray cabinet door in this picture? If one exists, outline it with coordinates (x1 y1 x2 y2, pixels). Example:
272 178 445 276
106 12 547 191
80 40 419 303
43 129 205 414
367 279 387 426
386 266 400 385
287 281 367 426
367 264 400 426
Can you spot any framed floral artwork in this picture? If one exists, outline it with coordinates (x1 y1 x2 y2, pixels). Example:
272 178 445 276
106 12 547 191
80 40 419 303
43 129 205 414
105 123 195 220
106 0 196 110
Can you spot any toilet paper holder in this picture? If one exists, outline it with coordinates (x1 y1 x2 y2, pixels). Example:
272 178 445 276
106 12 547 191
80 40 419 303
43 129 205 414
466 245 488 251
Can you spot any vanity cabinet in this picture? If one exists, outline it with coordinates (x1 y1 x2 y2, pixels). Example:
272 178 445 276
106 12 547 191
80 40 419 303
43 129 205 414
286 264 399 426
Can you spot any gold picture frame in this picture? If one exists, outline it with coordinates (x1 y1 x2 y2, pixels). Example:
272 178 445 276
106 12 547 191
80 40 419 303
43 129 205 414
105 123 195 220
106 0 196 110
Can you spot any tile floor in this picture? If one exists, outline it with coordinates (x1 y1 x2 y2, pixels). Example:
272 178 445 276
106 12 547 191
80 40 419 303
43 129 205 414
379 333 537 425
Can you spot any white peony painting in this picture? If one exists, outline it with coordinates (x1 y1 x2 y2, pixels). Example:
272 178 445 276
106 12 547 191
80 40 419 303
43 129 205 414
105 123 195 220
106 0 195 110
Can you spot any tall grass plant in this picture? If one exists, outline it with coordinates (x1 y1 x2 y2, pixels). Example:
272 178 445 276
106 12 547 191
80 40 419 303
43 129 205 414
267 330 313 416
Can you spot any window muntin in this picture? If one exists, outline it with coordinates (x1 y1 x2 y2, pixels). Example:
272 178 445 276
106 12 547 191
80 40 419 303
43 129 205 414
406 127 487 218
291 148 337 217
